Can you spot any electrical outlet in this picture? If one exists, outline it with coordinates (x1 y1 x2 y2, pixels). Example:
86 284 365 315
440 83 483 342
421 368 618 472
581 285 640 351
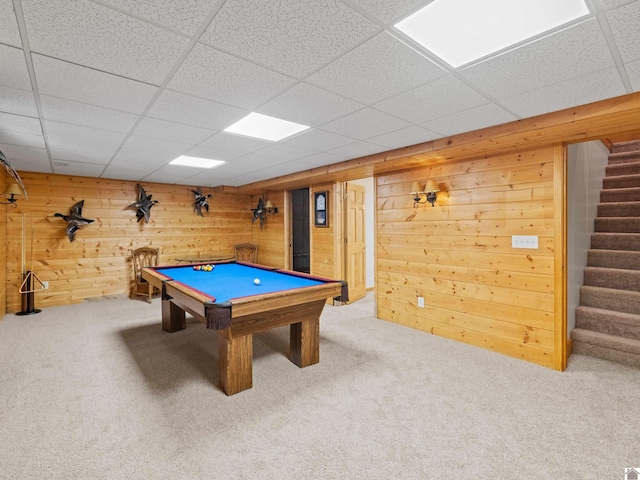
417 296 424 308
42 281 49 290
512 235 538 249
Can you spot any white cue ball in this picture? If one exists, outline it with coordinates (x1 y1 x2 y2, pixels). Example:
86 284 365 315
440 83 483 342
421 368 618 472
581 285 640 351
254 278 260 285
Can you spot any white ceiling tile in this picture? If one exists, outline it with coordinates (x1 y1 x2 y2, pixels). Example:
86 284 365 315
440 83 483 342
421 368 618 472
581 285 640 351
348 0 428 24
0 143 50 172
375 75 489 123
321 108 410 140
459 19 616 100
255 143 316 162
147 90 248 130
308 32 446 105
119 135 191 157
167 43 296 110
22 0 189 84
182 145 244 162
328 141 385 159
0 0 21 47
367 125 441 149
32 55 158 114
283 129 356 151
132 117 215 144
142 164 206 184
40 95 139 133
0 129 45 149
422 103 518 137
99 0 214 35
500 67 628 118
602 0 636 11
0 45 31 90
0 85 38 117
200 131 272 154
101 162 154 180
200 0 379 78
293 151 345 168
257 83 364 127
627 58 640 91
52 159 107 177
44 120 126 164
0 112 42 135
606 1 640 63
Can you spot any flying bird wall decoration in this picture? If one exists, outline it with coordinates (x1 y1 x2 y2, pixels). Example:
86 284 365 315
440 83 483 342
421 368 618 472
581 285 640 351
251 197 266 227
0 149 28 199
128 184 158 223
192 188 212 217
54 200 94 242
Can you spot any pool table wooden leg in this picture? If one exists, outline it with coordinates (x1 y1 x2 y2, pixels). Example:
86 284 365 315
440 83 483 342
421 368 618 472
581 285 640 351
218 333 253 395
161 299 186 332
290 317 320 368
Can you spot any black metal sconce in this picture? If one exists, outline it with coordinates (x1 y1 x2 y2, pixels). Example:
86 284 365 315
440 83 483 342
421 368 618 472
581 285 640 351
410 179 439 207
1 183 22 207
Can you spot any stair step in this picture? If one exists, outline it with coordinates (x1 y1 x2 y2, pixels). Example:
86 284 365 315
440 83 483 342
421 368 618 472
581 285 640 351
590 233 640 251
600 187 640 203
575 306 640 340
610 139 640 154
594 217 640 233
588 249 640 270
580 285 640 315
608 151 640 165
571 328 640 368
597 201 640 217
603 173 640 189
606 161 640 177
583 266 640 291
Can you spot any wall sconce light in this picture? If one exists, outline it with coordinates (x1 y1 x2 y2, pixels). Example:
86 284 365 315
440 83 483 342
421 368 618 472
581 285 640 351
1 183 22 207
410 179 439 207
264 200 278 215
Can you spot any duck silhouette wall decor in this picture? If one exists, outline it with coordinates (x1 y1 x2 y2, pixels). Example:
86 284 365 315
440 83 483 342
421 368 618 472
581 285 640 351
54 200 94 242
251 198 266 227
192 188 211 217
128 184 158 223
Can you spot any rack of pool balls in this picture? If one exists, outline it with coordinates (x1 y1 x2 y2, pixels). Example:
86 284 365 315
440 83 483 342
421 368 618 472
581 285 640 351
193 264 215 271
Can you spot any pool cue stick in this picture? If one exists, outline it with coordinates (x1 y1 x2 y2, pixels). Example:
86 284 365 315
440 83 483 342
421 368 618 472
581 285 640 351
17 215 41 315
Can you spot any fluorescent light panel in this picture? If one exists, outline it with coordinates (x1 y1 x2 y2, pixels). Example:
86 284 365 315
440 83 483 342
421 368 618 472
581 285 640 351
395 0 589 68
224 112 310 142
169 156 225 168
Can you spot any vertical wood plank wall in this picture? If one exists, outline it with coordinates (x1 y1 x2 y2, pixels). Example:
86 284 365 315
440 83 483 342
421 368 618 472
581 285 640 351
311 183 338 280
4 172 253 312
376 146 557 368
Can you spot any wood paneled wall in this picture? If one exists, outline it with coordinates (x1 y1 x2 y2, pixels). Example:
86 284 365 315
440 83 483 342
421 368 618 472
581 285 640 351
376 146 558 368
251 191 286 268
5 172 253 312
1 169 7 318
311 183 340 280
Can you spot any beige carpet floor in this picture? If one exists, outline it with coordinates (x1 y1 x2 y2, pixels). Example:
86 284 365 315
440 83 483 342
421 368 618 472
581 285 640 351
1 293 639 479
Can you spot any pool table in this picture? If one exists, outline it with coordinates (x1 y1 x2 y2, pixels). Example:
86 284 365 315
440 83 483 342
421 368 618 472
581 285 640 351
142 261 348 395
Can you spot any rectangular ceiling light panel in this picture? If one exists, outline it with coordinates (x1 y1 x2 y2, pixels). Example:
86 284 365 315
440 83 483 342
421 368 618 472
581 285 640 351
170 156 226 168
224 112 310 142
395 0 589 68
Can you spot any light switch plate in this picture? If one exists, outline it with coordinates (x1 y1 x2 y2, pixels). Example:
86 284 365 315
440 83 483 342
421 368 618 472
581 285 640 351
512 235 538 249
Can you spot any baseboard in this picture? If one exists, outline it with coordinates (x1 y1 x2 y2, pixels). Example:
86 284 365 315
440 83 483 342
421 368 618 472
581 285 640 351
566 338 573 357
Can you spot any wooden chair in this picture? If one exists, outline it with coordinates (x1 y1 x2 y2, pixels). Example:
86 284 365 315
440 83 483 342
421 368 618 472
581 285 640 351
131 247 160 303
234 243 258 263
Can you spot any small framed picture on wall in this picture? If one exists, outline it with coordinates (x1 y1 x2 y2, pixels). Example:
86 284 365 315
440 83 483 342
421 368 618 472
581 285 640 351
314 191 328 227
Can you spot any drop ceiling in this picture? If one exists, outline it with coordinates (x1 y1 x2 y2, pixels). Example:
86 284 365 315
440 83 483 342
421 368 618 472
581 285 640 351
0 0 639 187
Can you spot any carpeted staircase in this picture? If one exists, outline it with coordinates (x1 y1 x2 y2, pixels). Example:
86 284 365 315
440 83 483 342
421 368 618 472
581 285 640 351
571 139 640 368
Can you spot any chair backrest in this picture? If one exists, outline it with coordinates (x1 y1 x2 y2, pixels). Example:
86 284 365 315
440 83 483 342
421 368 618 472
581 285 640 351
132 247 159 279
234 243 258 263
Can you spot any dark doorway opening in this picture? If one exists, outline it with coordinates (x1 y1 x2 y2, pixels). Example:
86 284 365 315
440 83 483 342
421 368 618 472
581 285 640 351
291 188 310 273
